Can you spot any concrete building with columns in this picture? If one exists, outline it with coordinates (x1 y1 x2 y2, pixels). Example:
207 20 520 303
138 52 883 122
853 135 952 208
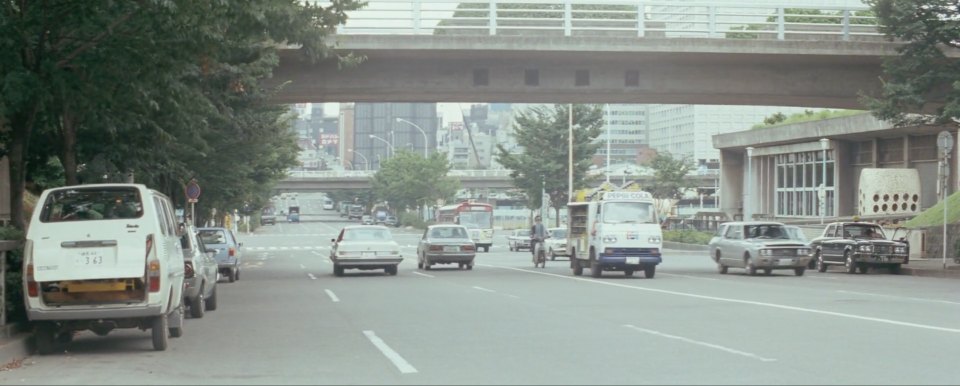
713 113 958 222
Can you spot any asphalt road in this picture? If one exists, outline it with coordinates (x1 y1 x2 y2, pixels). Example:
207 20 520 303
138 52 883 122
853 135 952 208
2 196 959 385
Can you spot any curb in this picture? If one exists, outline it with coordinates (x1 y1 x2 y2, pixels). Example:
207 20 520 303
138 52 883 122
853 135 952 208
900 267 960 279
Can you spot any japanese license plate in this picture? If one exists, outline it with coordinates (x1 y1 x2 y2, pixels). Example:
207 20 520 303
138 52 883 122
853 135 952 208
74 249 112 266
778 259 793 265
444 246 459 252
625 257 640 265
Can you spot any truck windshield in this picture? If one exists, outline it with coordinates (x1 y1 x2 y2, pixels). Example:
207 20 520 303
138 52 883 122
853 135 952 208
458 211 492 229
601 202 655 224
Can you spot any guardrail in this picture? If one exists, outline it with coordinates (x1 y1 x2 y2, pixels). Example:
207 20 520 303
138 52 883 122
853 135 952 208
285 169 514 178
327 0 881 41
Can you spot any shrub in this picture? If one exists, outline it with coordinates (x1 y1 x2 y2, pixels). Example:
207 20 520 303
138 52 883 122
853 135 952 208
1 226 26 324
663 229 713 245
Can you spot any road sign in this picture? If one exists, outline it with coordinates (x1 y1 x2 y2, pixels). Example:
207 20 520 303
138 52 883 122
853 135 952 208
937 131 953 154
185 180 201 200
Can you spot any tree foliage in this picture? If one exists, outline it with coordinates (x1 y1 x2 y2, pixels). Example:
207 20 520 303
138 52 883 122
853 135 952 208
646 151 694 200
726 8 877 39
0 0 363 229
371 150 459 213
862 0 960 126
495 104 603 226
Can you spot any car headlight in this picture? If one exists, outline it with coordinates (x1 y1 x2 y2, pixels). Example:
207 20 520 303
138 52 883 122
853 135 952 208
858 245 873 252
894 246 906 254
648 236 662 244
760 249 774 256
602 235 617 243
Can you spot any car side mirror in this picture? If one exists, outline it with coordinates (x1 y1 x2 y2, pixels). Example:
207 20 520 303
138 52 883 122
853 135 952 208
238 242 243 247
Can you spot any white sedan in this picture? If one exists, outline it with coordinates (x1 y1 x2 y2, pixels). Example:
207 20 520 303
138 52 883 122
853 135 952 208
544 227 569 260
329 225 403 276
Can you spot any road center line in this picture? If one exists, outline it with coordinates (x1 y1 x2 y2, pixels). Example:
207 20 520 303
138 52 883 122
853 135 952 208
658 272 720 281
836 290 960 306
624 324 776 362
411 271 435 278
362 330 418 374
307 273 317 280
325 289 340 302
479 264 960 334
472 286 496 293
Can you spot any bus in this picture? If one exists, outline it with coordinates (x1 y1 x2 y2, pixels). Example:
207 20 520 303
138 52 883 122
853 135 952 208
437 202 494 252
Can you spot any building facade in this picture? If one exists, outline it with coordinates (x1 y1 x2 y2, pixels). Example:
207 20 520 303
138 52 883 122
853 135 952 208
351 103 438 170
714 113 958 222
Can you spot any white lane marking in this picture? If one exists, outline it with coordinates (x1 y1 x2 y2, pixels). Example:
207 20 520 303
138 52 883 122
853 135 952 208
412 271 435 278
624 324 776 362
325 289 340 302
658 272 720 281
479 264 960 334
472 286 496 293
807 276 838 280
837 290 960 306
506 294 520 299
312 251 323 256
362 330 418 374
307 273 317 280
300 264 306 269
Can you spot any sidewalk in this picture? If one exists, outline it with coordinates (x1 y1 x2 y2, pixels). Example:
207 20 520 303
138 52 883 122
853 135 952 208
3 250 958 367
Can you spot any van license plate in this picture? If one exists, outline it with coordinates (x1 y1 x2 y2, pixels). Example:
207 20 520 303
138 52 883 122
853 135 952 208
625 257 640 265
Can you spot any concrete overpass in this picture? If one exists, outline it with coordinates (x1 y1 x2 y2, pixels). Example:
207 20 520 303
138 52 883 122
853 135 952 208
273 169 720 193
261 1 959 109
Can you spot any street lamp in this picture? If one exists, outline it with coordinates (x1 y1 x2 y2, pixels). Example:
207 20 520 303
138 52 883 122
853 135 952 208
369 134 395 157
396 118 430 157
745 147 754 221
348 149 368 171
819 138 830 224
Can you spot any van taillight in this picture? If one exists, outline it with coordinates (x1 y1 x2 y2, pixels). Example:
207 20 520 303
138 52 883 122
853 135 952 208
148 260 161 293
26 263 38 298
145 234 160 292
228 247 235 257
184 262 195 278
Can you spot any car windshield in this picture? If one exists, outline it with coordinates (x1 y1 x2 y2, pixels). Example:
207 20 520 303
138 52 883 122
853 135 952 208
198 229 228 245
549 229 567 238
343 228 392 241
516 230 531 237
430 227 469 239
784 226 808 242
744 224 789 239
845 224 886 239
601 202 655 224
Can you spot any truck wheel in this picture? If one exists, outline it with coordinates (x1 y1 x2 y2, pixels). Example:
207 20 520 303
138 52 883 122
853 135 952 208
572 259 583 276
227 268 236 283
190 289 205 319
334 264 344 277
817 252 828 273
205 285 218 311
644 265 656 279
590 251 602 278
168 306 184 338
844 251 857 274
386 265 398 276
794 267 805 276
624 270 634 277
152 316 169 351
34 322 58 355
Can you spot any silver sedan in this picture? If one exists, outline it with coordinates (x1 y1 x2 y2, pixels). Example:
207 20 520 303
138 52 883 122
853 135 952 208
709 221 813 276
417 224 477 270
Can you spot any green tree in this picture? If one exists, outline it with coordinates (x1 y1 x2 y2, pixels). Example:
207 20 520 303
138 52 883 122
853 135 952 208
0 0 363 229
646 151 694 201
726 8 877 39
371 150 459 215
495 104 603 227
861 0 960 127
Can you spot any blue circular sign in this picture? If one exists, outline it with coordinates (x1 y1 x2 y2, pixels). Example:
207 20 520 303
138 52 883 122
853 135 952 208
186 181 201 200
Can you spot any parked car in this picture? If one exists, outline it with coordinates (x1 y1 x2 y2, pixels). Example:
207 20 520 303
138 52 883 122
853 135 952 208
179 224 219 318
507 229 532 251
197 227 243 282
329 225 403 276
809 221 909 274
544 227 569 260
384 215 399 227
708 221 812 276
417 225 477 270
361 215 374 225
24 183 186 354
261 207 277 225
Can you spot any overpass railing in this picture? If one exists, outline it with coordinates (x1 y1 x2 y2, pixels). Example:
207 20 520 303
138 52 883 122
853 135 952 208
329 0 882 41
285 169 514 178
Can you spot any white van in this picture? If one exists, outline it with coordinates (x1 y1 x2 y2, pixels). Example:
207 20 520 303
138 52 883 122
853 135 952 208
23 183 186 354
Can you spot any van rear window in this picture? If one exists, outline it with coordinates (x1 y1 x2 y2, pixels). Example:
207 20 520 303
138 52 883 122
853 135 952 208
198 230 227 245
39 187 143 222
